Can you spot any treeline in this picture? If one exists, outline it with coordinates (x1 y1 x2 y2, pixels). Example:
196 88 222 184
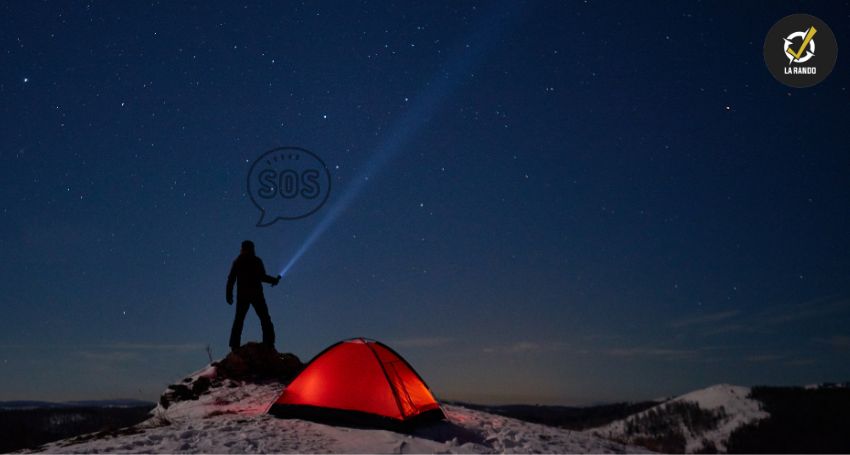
727 386 850 453
622 401 726 453
449 400 659 430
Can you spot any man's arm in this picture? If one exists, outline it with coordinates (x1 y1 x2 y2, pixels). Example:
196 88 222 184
258 259 281 286
226 260 237 304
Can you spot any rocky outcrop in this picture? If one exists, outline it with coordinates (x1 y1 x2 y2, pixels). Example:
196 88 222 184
159 343 303 409
215 342 303 382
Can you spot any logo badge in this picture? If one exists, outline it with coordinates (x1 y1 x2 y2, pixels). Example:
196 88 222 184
247 147 331 226
764 14 837 88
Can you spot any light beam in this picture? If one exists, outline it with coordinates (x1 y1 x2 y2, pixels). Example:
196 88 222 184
280 4 520 278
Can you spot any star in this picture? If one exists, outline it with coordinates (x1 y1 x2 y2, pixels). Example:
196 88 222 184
23 77 28 83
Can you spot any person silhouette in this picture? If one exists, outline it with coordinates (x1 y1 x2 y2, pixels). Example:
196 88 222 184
226 240 281 351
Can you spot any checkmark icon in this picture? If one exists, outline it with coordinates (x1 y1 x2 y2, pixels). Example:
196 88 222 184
785 26 817 62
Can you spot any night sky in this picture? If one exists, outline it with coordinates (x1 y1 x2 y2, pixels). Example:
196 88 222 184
1 1 849 405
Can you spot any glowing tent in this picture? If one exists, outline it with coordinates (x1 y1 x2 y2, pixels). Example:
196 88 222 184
268 338 445 428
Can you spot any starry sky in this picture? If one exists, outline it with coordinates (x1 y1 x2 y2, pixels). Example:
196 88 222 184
1 1 849 405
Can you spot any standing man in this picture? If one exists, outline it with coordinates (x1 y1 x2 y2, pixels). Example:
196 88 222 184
226 240 281 351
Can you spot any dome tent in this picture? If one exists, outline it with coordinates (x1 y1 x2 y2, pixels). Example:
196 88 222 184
268 338 445 428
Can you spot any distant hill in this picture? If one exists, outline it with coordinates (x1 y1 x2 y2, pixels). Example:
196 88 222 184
590 384 764 452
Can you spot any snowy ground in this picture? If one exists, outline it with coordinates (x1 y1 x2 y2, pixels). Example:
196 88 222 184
31 369 648 454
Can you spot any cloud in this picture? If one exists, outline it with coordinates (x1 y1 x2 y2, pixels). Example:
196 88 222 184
0 342 206 352
700 323 753 336
670 310 740 328
68 342 206 371
783 358 817 367
481 341 570 354
480 340 717 362
75 351 140 362
814 335 850 351
506 341 542 353
387 337 454 348
765 297 850 325
674 296 850 339
604 346 700 360
105 342 206 352
745 354 784 363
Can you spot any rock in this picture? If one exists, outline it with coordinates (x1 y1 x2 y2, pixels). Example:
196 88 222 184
166 384 194 399
160 384 196 408
192 376 211 395
216 342 304 382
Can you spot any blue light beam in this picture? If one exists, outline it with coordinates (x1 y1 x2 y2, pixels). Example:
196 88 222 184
280 4 521 278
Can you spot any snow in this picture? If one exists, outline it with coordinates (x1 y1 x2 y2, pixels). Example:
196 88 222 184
34 404 648 454
590 384 768 453
31 365 649 454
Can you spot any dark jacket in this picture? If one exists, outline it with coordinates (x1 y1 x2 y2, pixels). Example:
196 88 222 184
226 253 277 301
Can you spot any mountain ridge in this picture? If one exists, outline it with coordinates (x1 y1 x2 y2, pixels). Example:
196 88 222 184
0 399 155 410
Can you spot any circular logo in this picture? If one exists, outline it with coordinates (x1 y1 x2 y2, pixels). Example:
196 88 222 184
247 146 331 226
764 14 837 88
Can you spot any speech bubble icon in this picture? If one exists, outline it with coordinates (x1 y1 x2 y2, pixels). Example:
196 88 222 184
247 147 332 226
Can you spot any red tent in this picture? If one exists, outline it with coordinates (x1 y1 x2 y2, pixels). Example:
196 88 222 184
268 338 445 428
